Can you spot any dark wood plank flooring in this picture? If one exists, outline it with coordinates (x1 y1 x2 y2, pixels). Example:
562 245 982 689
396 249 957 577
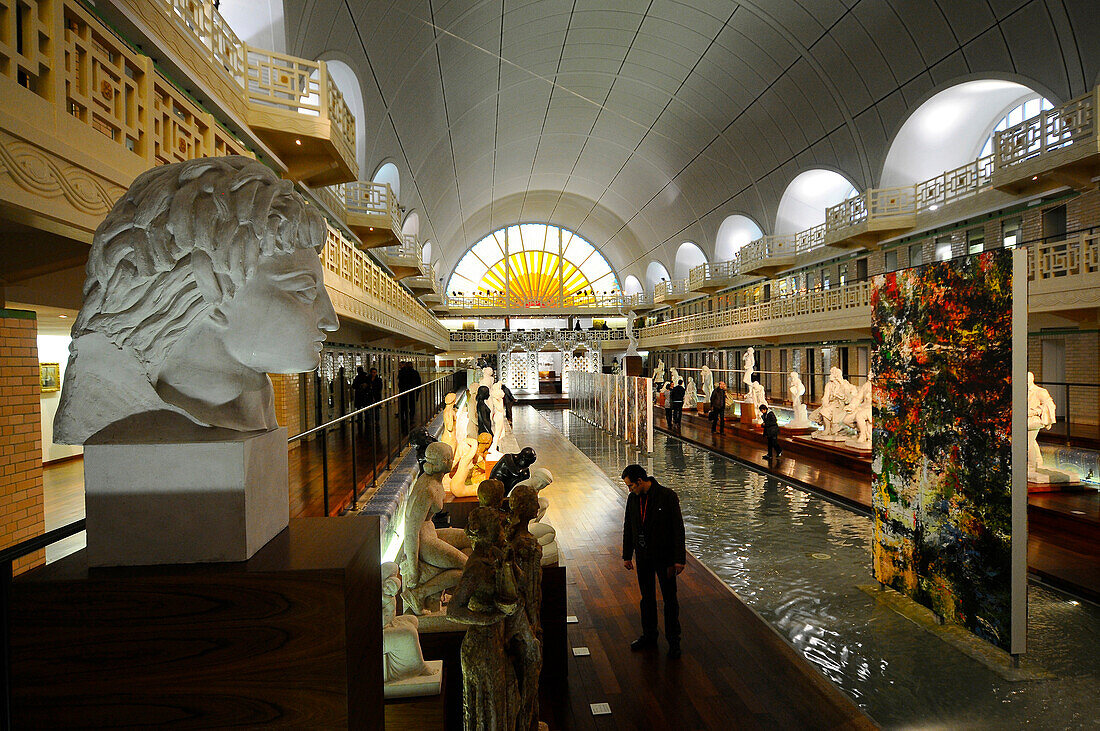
654 409 1100 602
514 406 876 730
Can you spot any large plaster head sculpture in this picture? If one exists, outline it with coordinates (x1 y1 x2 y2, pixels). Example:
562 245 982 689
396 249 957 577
55 156 338 444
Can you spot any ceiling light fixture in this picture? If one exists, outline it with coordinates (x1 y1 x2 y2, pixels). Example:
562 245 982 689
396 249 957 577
294 139 302 146
58 314 68 318
1032 175 1039 181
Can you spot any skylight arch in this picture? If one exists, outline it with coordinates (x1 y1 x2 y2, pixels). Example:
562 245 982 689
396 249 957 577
446 224 620 307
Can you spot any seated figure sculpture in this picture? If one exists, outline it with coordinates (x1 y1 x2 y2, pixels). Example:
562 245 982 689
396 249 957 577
842 370 873 449
747 377 768 425
811 367 853 440
399 442 469 614
1027 372 1078 483
381 561 441 698
490 446 537 493
447 433 493 497
54 156 339 444
684 377 698 410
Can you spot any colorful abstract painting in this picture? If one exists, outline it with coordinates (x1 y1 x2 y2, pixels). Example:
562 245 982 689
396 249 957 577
872 249 1015 650
626 376 638 446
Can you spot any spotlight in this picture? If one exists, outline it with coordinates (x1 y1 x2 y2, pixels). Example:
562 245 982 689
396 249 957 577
295 139 302 146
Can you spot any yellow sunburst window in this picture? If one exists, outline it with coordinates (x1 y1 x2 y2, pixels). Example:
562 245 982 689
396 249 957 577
446 224 619 307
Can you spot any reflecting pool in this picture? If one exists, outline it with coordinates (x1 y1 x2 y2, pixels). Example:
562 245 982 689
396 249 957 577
544 408 1100 730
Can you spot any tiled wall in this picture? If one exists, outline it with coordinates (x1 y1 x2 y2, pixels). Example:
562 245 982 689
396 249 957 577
0 310 46 575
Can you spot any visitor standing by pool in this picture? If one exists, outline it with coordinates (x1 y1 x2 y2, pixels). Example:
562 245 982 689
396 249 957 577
621 464 686 658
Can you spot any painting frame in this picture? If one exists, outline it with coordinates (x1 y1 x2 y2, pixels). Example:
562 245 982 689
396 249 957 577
39 362 60 393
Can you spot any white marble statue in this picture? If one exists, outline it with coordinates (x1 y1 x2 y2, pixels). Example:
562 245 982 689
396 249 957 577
1027 372 1077 483
684 377 698 409
742 347 756 389
54 156 339 444
811 367 853 440
701 365 714 402
479 366 495 390
670 367 681 388
399 442 471 614
381 561 442 698
842 370 873 449
454 399 471 467
487 383 507 456
652 359 665 385
516 468 558 566
787 372 811 428
746 380 768 425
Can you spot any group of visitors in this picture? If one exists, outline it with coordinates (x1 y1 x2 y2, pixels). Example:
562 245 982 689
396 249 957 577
350 361 424 436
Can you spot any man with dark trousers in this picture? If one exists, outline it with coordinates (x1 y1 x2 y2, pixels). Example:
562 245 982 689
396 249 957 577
760 403 782 461
669 379 686 427
709 380 728 433
397 362 422 434
621 464 686 658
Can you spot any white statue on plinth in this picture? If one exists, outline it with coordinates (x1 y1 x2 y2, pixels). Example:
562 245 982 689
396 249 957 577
479 366 495 390
701 365 714 402
55 156 339 444
382 562 442 698
787 372 811 428
400 442 470 614
742 347 756 389
747 380 768 424
652 359 665 385
1027 372 1077 484
684 377 698 409
670 367 681 388
811 367 853 441
843 371 873 449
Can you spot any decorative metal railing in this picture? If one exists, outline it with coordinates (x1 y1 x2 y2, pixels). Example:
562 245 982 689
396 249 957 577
1027 229 1100 280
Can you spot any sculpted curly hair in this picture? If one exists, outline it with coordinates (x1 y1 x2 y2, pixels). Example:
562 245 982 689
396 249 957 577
73 156 325 373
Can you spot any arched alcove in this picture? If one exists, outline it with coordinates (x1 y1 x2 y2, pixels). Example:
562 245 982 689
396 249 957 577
674 242 707 279
402 211 420 238
715 215 763 260
218 0 285 53
623 274 643 295
373 162 400 201
774 170 858 235
646 261 670 293
324 59 366 175
881 80 1051 187
422 240 432 264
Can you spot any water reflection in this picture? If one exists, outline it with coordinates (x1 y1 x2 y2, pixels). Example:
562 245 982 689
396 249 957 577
545 409 1100 729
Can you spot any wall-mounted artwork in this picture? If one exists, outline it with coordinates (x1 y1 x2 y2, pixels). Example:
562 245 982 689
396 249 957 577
40 363 60 393
872 249 1025 653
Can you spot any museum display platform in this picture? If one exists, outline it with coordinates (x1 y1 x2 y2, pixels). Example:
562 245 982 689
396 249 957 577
654 409 1100 602
10 518 383 728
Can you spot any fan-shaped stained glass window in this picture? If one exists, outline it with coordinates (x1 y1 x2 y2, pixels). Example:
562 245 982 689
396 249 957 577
447 225 620 307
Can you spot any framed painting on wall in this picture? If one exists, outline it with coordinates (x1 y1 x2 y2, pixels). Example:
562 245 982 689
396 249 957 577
40 363 60 393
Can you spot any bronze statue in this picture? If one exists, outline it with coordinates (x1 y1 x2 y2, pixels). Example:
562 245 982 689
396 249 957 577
490 446 537 492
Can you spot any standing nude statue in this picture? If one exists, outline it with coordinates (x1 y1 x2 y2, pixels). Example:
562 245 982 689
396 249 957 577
701 365 714 403
842 369 873 446
787 372 811 428
441 392 457 456
742 347 756 389
684 377 698 410
399 442 470 614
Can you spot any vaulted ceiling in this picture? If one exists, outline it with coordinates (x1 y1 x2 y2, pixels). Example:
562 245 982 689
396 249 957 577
284 0 1100 283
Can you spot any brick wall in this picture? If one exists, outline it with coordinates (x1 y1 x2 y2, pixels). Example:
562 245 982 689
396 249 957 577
269 373 302 448
0 310 45 575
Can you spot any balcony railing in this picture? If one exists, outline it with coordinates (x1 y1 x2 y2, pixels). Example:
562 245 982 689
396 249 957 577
321 224 448 344
623 293 654 310
915 155 995 213
640 281 873 343
823 187 917 249
688 260 739 292
440 292 625 310
1027 229 1100 281
449 328 626 344
992 88 1098 193
653 279 691 303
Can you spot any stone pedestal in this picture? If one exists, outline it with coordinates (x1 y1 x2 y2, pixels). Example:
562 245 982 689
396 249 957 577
385 659 444 699
1027 466 1081 489
845 438 872 453
780 425 816 436
84 427 289 567
622 355 643 377
739 401 756 425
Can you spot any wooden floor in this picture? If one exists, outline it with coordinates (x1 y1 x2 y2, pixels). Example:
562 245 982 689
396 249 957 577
654 409 1100 602
515 406 875 730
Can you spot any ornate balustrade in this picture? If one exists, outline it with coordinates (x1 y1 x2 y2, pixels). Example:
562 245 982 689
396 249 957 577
639 281 873 348
823 187 917 250
449 328 626 346
689 260 739 293
0 0 253 241
338 180 402 247
739 234 798 276
623 292 654 311
440 292 626 311
992 87 1099 194
320 224 449 349
653 278 691 304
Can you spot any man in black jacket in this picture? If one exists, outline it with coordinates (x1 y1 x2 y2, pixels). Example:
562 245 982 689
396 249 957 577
621 464 686 658
669 379 685 428
397 362 422 434
709 381 728 433
760 404 782 461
